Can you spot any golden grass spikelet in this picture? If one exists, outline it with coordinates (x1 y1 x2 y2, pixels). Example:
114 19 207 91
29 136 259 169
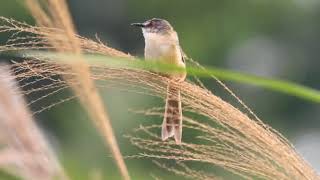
0 64 68 180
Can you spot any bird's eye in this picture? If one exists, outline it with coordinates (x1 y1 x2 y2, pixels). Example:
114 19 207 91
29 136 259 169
145 21 152 27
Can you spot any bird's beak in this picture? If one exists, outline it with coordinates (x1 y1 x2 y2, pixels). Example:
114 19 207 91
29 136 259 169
131 23 145 27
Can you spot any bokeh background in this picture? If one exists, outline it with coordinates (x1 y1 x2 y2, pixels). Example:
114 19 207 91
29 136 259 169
0 0 320 179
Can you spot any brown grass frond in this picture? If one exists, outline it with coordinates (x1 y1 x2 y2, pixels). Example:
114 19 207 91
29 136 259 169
0 16 132 58
128 106 317 179
186 58 295 151
0 64 68 180
10 58 319 179
16 0 132 179
152 160 221 180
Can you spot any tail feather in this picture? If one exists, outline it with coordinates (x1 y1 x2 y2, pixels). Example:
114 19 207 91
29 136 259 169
162 84 183 144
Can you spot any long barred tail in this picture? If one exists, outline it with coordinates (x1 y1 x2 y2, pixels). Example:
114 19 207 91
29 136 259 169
162 84 183 144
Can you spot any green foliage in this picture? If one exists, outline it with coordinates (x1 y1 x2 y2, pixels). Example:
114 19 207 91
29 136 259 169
0 170 20 180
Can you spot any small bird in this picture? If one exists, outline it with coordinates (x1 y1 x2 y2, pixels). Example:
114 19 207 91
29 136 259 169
131 18 186 144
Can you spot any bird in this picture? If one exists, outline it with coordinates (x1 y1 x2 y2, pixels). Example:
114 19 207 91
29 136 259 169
131 18 186 144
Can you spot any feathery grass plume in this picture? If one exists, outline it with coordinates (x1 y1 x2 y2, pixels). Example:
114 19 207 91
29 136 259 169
14 0 131 179
11 58 320 179
0 17 132 58
0 12 319 180
0 64 68 180
151 160 221 180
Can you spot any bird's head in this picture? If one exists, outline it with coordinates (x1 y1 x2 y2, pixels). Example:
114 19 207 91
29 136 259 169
131 18 173 35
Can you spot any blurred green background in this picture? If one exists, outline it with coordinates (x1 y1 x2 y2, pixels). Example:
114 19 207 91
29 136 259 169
0 0 320 179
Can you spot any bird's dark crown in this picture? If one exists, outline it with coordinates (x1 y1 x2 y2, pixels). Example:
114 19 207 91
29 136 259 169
131 18 173 34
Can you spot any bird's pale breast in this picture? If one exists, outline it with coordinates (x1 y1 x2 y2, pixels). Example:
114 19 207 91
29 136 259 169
143 32 186 80
144 33 183 65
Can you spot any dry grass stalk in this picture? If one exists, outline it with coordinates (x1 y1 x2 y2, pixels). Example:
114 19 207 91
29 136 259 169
152 160 221 180
10 59 320 179
17 0 131 179
0 64 68 180
0 15 319 179
0 17 131 58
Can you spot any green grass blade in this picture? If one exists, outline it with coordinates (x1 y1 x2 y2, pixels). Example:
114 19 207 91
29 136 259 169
188 66 320 103
24 51 320 103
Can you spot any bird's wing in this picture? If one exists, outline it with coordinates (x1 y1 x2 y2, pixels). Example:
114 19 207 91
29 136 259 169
180 47 187 64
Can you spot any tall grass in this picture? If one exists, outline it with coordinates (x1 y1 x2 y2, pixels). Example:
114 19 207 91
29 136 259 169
0 65 67 180
0 2 319 179
5 57 319 179
14 0 131 179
